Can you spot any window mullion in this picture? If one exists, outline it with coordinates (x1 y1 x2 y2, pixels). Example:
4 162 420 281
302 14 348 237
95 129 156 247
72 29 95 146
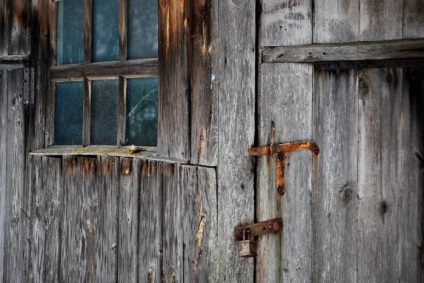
83 78 92 146
84 0 93 64
117 76 127 146
119 0 128 62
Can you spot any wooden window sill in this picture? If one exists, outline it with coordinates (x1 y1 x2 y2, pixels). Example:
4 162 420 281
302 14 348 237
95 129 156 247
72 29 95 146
31 146 187 163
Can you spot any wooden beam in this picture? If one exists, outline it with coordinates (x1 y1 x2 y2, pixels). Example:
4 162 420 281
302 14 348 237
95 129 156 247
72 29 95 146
49 59 158 81
119 0 127 61
84 0 92 63
262 39 424 63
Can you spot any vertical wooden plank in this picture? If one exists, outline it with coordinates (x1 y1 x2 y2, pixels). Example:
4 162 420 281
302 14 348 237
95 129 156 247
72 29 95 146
158 0 189 161
118 158 139 282
138 160 162 282
0 0 8 55
313 0 359 43
190 167 218 282
257 64 313 282
189 0 218 166
260 0 312 46
314 69 358 282
359 0 403 41
117 77 126 146
83 78 91 146
0 67 7 281
8 0 31 55
60 156 89 282
399 67 424 281
162 163 187 282
84 0 93 63
95 156 119 281
119 0 127 61
403 0 424 39
216 0 255 280
357 68 406 281
31 156 62 283
4 67 29 282
33 0 49 150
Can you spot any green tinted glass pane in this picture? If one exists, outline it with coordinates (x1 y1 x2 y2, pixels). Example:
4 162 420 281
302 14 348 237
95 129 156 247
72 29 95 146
91 80 118 144
56 0 85 64
125 78 158 146
128 0 158 59
55 82 84 145
93 0 119 62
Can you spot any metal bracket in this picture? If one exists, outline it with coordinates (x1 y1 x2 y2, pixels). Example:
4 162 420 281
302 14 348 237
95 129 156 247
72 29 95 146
235 218 283 241
249 121 319 195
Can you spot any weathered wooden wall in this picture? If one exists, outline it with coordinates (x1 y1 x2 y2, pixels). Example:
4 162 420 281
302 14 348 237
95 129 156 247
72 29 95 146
30 155 217 282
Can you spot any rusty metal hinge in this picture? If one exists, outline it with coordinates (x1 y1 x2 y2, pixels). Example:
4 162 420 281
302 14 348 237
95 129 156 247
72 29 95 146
249 121 319 196
235 218 283 258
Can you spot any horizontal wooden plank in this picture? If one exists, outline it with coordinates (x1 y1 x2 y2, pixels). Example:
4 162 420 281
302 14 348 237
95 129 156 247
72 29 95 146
263 39 424 63
30 146 188 164
49 59 159 81
0 55 29 63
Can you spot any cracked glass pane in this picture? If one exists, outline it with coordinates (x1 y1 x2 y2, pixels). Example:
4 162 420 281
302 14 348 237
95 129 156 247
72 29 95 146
125 78 158 146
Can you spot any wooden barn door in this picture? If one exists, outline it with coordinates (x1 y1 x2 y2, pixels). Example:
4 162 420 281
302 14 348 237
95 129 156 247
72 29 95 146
255 63 424 282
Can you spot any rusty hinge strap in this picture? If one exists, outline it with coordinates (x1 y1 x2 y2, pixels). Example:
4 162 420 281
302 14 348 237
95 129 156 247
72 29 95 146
234 218 283 241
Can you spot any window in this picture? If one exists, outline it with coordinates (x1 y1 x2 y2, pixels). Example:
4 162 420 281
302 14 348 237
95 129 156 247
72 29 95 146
49 0 159 147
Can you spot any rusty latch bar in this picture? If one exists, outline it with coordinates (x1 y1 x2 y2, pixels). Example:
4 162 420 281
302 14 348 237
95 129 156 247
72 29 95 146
234 218 283 241
249 122 319 196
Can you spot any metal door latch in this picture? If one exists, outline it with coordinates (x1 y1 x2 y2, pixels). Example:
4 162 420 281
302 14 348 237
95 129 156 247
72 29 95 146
235 218 283 258
249 121 319 196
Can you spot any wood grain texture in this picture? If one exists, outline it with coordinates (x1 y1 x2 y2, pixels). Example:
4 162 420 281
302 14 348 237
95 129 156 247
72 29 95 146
31 156 62 283
257 63 313 282
260 0 312 46
313 0 359 43
313 69 358 282
4 67 29 282
138 160 162 282
189 0 218 166
262 39 424 63
0 0 7 55
403 0 424 39
215 0 256 281
0 67 7 281
399 67 424 281
8 0 31 55
360 0 403 41
158 0 189 161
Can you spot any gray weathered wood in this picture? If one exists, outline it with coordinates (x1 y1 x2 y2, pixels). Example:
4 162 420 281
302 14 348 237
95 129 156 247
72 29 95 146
49 59 159 82
4 67 29 282
313 0 359 43
118 158 138 282
0 67 7 281
399 67 424 281
215 0 256 280
0 0 7 55
403 0 424 39
260 0 312 46
31 156 62 283
360 0 402 41
257 63 313 282
138 160 162 282
158 0 189 161
313 69 358 282
189 0 218 166
262 39 424 63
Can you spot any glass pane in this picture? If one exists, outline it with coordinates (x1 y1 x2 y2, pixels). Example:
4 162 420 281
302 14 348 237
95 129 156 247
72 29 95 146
56 0 85 65
91 80 118 144
125 78 158 146
55 82 84 145
93 0 119 62
128 0 158 59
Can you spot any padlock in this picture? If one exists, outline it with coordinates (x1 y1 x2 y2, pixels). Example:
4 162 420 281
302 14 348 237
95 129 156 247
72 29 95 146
237 229 257 258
